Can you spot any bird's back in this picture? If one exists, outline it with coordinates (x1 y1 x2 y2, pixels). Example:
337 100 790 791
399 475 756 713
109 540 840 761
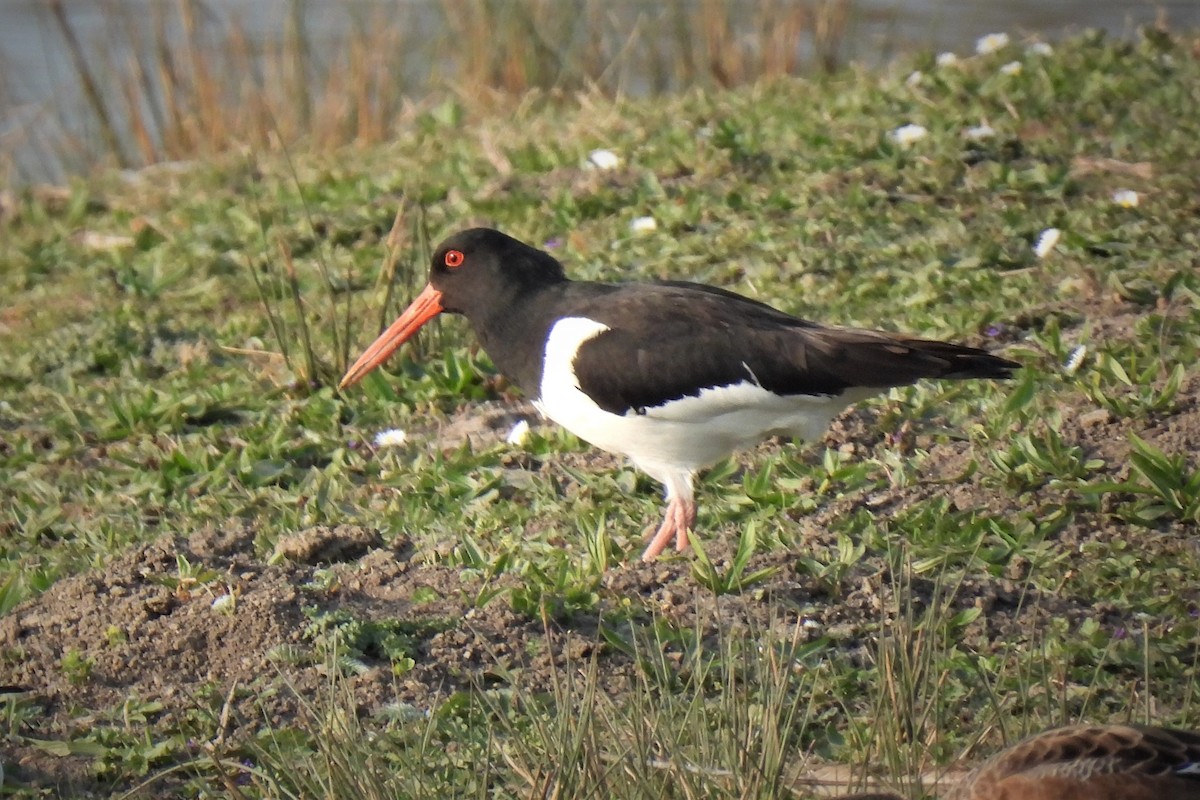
948 724 1200 800
560 279 1017 417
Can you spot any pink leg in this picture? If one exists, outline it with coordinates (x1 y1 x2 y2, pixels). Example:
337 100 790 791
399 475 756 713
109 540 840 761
638 465 700 561
641 495 697 560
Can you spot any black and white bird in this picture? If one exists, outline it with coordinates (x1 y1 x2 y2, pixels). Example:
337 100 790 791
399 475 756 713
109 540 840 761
340 228 1017 560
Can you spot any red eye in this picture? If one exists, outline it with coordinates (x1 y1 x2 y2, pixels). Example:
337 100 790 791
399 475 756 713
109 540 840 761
444 249 465 268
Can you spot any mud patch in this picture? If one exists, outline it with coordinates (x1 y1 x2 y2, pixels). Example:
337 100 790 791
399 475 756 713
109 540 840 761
272 523 387 564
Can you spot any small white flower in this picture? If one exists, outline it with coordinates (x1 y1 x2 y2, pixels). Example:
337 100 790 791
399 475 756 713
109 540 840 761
976 32 1010 55
999 61 1022 76
905 70 923 87
585 149 620 170
1033 227 1061 259
1064 345 1087 375
505 419 531 446
1026 42 1053 56
936 52 959 67
964 124 996 141
1112 189 1139 208
889 123 928 148
373 428 408 448
211 593 236 614
630 216 658 234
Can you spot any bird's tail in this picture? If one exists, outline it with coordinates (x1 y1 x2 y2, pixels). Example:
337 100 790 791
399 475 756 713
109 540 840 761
805 328 1019 388
924 341 1020 380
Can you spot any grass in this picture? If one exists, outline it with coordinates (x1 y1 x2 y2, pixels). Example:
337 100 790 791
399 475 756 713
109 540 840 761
2 26 1200 799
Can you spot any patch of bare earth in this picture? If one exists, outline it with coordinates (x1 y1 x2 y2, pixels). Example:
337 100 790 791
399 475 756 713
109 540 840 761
3 299 1198 797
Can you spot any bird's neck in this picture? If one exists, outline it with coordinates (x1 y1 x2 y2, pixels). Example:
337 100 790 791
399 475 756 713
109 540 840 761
472 281 568 397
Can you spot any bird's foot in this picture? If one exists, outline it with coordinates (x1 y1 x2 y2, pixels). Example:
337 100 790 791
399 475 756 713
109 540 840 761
641 497 696 561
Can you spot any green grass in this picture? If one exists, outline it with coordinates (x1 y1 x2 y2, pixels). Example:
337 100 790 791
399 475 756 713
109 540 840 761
3 28 1200 799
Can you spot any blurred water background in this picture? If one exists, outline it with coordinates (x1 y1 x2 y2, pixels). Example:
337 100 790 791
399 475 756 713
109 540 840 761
1 0 1196 184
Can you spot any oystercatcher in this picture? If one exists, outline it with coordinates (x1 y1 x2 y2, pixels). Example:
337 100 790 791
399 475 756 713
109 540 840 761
844 723 1200 799
341 228 1017 560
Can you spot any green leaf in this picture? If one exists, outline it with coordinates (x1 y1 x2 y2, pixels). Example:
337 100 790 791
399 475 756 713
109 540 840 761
1001 369 1037 417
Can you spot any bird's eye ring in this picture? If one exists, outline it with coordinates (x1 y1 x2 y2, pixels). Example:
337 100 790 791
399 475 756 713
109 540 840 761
444 249 465 268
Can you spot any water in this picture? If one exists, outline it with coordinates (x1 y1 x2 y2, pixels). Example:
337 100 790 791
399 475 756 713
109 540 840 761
1 0 1197 185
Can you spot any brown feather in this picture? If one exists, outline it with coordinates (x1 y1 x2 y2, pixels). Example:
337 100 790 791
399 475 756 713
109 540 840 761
839 724 1200 800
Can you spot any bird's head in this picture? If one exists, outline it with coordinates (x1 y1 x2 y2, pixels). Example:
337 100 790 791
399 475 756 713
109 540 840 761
339 228 565 389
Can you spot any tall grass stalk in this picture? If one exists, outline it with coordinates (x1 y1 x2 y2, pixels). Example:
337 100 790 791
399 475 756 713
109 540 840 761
7 0 851 183
851 548 987 799
374 202 442 364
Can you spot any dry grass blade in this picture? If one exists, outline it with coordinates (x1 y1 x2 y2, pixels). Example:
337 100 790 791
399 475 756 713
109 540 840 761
278 235 320 386
375 204 411 336
244 245 294 375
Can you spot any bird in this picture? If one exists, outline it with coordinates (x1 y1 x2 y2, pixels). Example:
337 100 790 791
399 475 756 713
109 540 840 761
841 723 1200 799
339 227 1018 561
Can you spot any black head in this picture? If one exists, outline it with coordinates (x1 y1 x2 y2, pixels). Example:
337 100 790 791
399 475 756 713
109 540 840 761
429 228 567 317
339 228 567 388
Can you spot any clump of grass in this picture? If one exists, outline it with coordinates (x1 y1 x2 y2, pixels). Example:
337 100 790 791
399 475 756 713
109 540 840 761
244 674 479 800
1082 434 1200 527
233 608 828 800
243 191 436 391
490 617 818 798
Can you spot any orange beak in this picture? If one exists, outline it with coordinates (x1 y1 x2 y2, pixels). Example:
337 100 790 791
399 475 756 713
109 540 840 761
339 284 445 389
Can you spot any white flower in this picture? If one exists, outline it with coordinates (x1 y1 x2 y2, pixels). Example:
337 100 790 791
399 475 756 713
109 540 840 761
936 52 959 67
964 124 996 141
505 419 531 446
630 216 658 234
999 61 1022 76
1064 345 1087 375
1112 189 1139 208
585 149 620 170
211 593 236 614
976 32 1010 55
1026 42 1053 56
1033 228 1061 258
889 123 928 148
373 428 408 448
905 70 923 87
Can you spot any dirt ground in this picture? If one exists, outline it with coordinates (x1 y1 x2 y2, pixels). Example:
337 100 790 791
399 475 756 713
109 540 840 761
3 298 1199 796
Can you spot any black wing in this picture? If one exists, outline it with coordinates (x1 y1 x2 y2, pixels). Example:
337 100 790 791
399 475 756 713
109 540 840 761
569 281 1016 416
